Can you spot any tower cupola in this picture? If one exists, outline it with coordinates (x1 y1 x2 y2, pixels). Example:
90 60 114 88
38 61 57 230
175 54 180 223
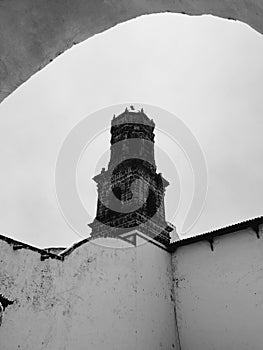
89 107 174 247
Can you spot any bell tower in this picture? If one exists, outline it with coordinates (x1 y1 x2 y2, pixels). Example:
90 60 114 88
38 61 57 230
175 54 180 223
88 107 174 247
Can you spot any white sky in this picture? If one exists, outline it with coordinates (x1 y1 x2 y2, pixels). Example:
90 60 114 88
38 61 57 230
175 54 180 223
0 13 263 248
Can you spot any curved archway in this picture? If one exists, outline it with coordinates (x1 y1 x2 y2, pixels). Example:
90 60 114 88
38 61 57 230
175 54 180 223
0 0 263 104
0 12 263 247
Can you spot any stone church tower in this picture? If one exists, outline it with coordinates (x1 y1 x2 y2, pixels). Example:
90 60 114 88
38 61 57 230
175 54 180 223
1 107 263 350
89 107 174 247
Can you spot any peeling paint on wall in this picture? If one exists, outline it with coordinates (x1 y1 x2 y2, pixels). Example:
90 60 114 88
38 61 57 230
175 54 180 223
0 293 14 327
0 235 178 350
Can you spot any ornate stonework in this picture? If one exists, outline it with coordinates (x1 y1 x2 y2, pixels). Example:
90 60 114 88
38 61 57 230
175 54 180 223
89 107 173 246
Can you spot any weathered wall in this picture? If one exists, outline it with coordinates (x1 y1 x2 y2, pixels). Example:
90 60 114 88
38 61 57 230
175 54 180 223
172 225 263 350
0 0 263 104
3 224 263 349
0 236 179 350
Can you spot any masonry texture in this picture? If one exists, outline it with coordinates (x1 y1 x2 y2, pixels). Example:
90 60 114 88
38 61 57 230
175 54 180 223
1 0 263 103
89 108 173 246
1 2 263 348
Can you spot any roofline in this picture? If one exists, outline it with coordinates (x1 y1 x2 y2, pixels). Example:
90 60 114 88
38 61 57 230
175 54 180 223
0 233 63 260
168 215 263 252
1 215 263 258
0 232 94 261
111 108 155 127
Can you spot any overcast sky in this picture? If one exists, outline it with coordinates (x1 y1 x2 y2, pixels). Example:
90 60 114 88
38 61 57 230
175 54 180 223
0 13 263 248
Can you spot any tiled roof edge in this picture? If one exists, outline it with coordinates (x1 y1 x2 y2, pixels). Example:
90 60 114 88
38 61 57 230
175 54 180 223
168 215 263 252
1 215 263 258
0 233 63 260
59 237 92 258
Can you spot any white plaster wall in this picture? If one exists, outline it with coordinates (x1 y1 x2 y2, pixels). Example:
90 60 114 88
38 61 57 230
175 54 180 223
172 225 263 350
0 240 63 349
0 237 179 350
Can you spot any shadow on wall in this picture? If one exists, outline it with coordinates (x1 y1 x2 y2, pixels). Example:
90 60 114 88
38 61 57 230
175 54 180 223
0 294 14 326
